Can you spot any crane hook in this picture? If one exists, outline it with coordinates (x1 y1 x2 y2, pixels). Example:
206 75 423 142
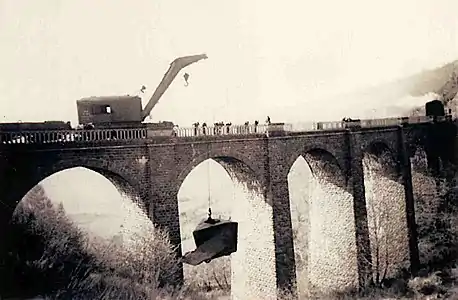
183 73 190 87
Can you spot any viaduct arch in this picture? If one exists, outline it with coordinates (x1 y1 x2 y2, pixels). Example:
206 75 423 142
1 158 143 215
362 140 411 281
288 147 359 297
0 157 144 255
176 152 276 300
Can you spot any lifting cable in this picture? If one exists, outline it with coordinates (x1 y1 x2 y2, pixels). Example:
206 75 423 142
207 151 213 219
206 109 216 220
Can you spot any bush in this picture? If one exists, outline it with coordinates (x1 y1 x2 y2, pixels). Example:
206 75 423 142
184 256 231 292
415 177 458 270
1 184 228 300
1 184 94 298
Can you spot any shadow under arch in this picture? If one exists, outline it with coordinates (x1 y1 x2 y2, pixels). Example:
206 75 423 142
288 149 359 296
364 141 400 181
363 141 410 283
177 155 275 300
287 141 348 182
303 148 347 190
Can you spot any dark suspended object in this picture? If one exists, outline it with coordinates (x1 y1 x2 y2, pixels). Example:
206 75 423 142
182 208 238 266
183 73 190 87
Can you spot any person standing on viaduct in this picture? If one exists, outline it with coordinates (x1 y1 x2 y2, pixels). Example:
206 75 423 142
192 122 199 136
202 122 207 135
244 121 249 134
225 122 232 134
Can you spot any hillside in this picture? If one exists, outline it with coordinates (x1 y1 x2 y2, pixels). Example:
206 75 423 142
299 59 458 121
361 59 458 117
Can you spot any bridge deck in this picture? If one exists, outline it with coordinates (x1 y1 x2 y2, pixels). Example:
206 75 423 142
0 115 451 146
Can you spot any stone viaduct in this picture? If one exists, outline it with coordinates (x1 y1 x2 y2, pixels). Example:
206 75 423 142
0 119 456 299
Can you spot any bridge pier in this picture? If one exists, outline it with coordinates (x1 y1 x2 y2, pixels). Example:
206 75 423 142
0 154 21 296
345 131 373 289
397 126 420 275
266 139 298 298
269 178 299 299
0 211 11 295
147 155 184 287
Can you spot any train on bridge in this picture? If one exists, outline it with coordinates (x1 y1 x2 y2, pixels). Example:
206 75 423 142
0 100 455 145
0 49 455 142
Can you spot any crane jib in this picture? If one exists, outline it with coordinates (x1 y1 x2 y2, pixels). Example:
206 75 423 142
140 54 208 121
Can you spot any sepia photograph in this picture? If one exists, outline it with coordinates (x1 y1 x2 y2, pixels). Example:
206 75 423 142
0 0 458 299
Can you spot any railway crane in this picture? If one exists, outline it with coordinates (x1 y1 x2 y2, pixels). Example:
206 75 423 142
76 54 208 130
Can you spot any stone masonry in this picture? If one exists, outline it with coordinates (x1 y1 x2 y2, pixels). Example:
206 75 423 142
0 122 448 299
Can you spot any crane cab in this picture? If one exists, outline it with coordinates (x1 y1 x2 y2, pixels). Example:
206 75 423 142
75 54 208 130
76 96 143 128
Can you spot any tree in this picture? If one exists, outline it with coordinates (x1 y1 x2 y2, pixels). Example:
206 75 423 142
363 153 410 286
2 184 93 298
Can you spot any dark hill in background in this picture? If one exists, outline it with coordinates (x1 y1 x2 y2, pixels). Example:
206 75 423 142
358 59 458 117
300 60 458 121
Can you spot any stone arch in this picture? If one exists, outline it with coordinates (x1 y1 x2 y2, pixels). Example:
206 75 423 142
288 148 359 296
362 141 410 282
287 141 347 182
303 148 347 190
364 141 400 181
361 137 398 158
410 131 453 179
44 158 143 210
408 145 438 202
176 151 265 193
177 154 275 300
4 158 143 222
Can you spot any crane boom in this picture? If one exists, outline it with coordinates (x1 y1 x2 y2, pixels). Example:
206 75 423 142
141 53 208 121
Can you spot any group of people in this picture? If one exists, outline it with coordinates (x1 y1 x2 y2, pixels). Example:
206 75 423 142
191 121 231 135
189 116 272 136
190 121 235 135
342 117 356 122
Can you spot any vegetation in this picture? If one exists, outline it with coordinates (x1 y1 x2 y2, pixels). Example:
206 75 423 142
1 160 458 299
0 185 229 299
281 154 458 299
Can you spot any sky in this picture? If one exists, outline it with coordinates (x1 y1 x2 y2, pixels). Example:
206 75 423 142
1 0 458 126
